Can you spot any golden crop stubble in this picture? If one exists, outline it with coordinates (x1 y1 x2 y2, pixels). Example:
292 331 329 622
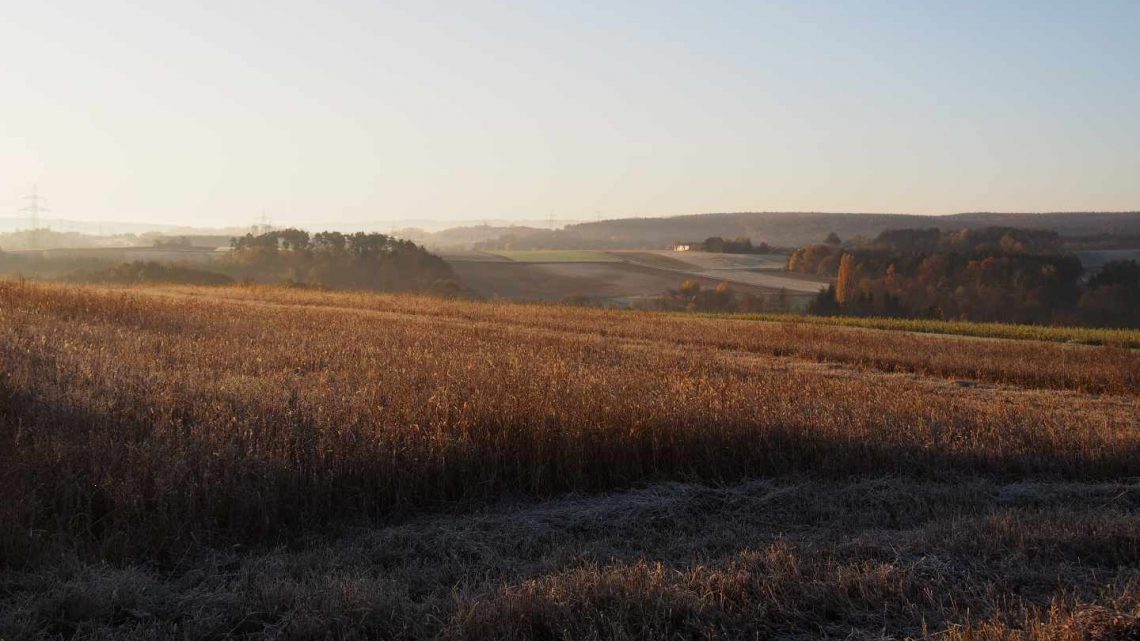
1 280 1138 562
165 284 1140 395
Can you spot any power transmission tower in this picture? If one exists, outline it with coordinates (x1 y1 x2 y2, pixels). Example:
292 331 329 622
20 184 48 249
252 211 272 235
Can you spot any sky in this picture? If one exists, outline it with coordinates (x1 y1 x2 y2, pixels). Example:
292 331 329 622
1 0 1138 228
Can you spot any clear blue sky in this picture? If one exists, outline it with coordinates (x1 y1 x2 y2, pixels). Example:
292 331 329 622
2 1 1138 227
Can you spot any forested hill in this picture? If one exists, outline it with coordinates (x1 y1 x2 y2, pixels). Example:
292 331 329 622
475 211 1140 250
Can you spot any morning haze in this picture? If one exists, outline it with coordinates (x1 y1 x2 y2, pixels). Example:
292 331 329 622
3 1 1139 227
4 3 1140 640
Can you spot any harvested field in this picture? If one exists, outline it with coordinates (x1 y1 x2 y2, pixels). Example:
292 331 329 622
433 250 512 262
9 246 227 264
606 250 700 270
2 280 1138 639
618 250 830 294
131 284 1140 394
448 260 772 301
446 250 824 302
489 250 622 262
634 250 791 271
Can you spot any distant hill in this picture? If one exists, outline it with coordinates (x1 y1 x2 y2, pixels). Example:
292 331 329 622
471 212 1140 250
0 217 257 236
396 224 547 250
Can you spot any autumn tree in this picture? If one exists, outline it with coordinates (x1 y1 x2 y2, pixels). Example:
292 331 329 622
835 253 856 305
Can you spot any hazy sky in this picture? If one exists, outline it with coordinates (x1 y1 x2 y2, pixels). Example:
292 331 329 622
2 1 1138 227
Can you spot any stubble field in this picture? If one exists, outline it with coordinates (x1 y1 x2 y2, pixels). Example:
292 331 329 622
2 280 1139 640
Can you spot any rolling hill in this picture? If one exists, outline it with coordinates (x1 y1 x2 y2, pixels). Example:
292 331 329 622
469 211 1140 250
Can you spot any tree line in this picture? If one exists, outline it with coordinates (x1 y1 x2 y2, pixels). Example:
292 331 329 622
225 229 464 294
687 236 773 254
788 227 1139 327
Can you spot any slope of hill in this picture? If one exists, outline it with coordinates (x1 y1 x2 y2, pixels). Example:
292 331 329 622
473 211 1140 250
396 224 548 250
440 249 826 305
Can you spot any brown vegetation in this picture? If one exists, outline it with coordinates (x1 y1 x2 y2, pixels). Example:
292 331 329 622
2 280 1138 639
4 479 1138 639
148 283 1140 394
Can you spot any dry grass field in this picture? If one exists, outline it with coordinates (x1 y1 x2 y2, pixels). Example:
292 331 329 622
2 280 1139 639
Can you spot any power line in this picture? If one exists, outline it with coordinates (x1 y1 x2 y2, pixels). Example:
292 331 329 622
20 184 49 249
252 210 272 235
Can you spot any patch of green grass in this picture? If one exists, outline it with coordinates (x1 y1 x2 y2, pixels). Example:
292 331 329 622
696 311 1140 347
491 250 622 263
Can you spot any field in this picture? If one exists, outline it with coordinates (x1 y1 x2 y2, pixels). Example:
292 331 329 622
8 246 228 264
719 311 1140 348
488 250 622 262
616 250 830 295
3 280 1140 639
447 259 778 302
443 249 825 305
